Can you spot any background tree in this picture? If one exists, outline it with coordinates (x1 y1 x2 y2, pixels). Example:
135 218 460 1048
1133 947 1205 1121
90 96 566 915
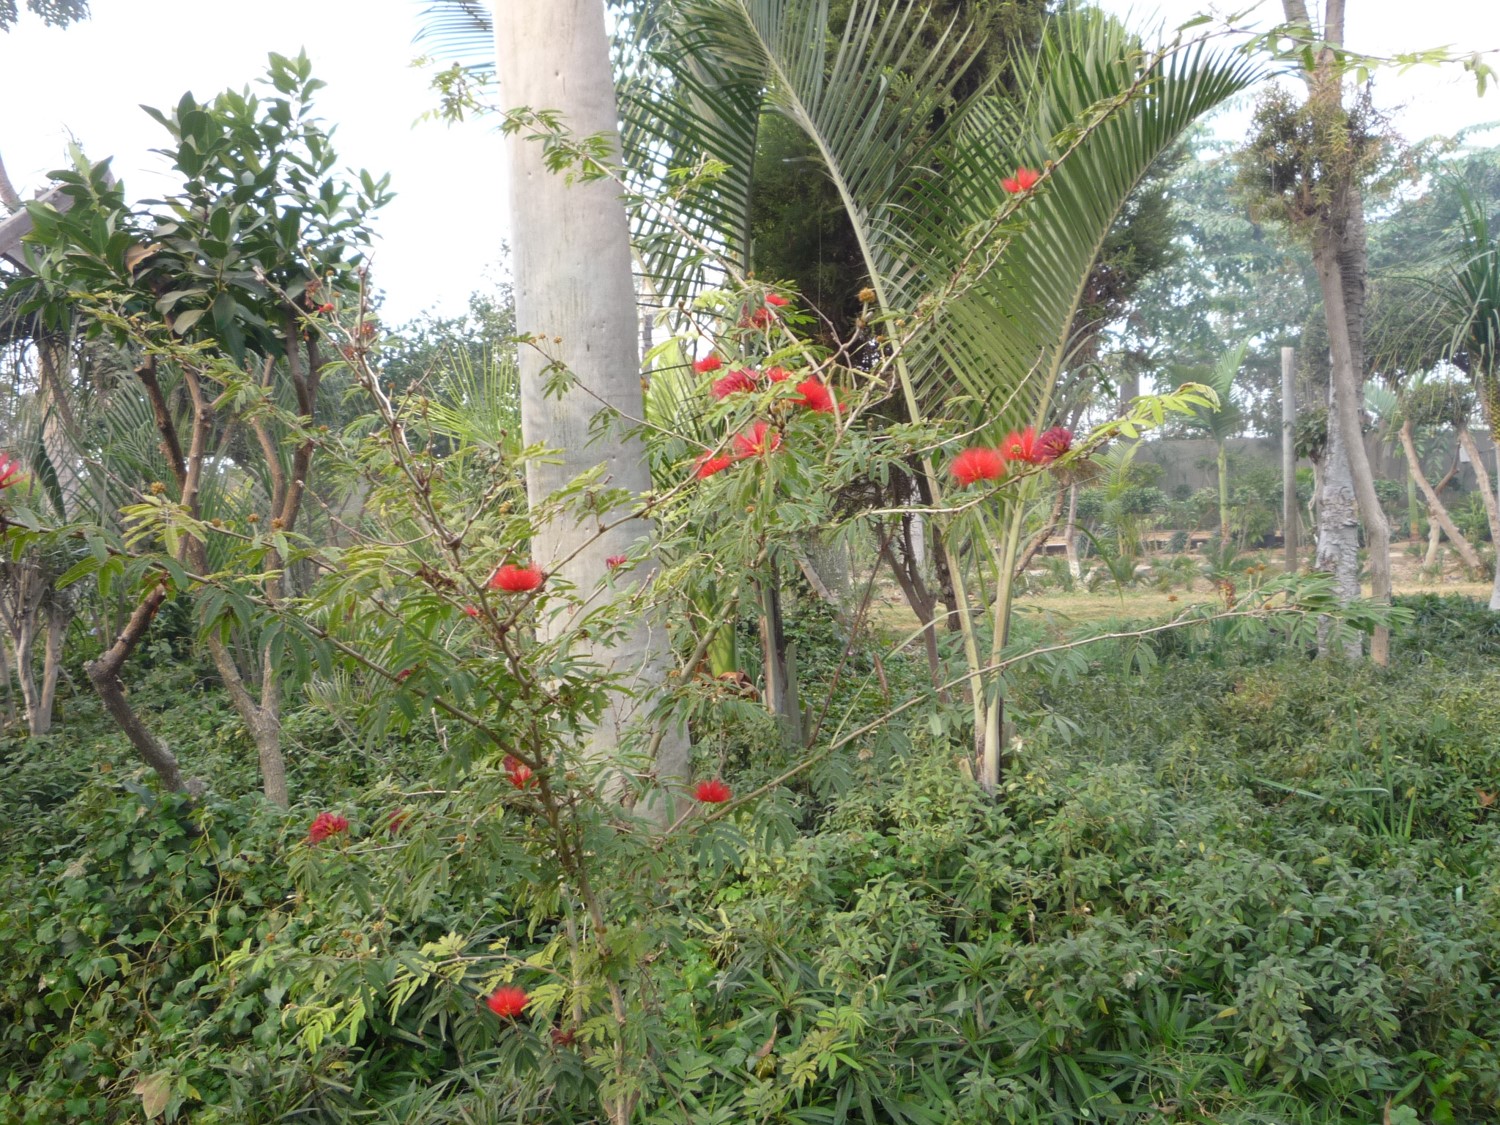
10 55 389 802
1241 7 1394 663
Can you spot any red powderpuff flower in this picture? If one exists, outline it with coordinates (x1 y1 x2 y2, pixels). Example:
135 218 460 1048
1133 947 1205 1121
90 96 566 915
693 778 732 804
395 667 416 682
693 450 735 479
503 754 523 773
711 368 759 400
0 454 22 490
764 365 793 383
490 564 544 593
463 604 481 617
949 447 1006 487
605 554 628 570
1035 426 1073 463
748 307 774 329
693 355 723 375
509 763 535 789
486 985 529 1019
307 812 349 844
1001 426 1041 464
317 302 335 314
732 421 781 459
764 293 789 307
793 378 836 414
1001 166 1041 193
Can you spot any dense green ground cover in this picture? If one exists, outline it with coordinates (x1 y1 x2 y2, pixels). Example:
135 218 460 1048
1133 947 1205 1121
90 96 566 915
2 596 1498 1123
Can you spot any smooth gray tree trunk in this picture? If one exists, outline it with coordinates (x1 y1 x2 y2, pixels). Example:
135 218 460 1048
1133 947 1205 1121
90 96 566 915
494 0 690 803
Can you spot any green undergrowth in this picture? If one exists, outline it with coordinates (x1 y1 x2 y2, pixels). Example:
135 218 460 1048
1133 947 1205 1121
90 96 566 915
1 596 1497 1123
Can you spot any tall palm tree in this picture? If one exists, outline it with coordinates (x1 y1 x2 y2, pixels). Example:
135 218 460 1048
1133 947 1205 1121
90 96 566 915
1190 339 1250 545
426 0 1256 785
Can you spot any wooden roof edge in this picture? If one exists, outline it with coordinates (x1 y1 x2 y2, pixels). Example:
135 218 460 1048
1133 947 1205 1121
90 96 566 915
0 183 74 273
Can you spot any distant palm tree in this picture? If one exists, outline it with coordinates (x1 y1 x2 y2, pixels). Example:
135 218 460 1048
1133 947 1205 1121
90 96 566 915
1189 339 1249 545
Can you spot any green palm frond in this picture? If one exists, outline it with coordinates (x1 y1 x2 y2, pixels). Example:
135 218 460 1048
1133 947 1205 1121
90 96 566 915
618 1 767 309
1192 336 1248 442
424 346 522 452
1453 189 1500 423
619 2 1256 443
412 0 492 66
892 12 1258 433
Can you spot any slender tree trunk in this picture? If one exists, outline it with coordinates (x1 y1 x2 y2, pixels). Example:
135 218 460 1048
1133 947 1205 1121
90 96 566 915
1455 428 1500 609
494 0 690 802
85 583 192 794
1064 484 1081 579
1217 441 1231 546
38 598 68 735
0 636 16 729
1012 484 1067 579
1401 418 1481 572
756 559 802 748
1405 469 1420 543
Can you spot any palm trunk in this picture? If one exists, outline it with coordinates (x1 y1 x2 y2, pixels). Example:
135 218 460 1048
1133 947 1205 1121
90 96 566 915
495 0 689 801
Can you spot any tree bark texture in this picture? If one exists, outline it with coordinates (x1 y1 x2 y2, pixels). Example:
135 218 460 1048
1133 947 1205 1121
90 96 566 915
494 0 690 799
1313 224 1391 662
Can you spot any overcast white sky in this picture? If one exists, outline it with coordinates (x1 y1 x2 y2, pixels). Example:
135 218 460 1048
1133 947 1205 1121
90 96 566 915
1 1 1497 325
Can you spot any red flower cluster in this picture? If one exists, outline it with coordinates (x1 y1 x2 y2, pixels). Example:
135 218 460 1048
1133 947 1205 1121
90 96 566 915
793 378 836 414
765 366 793 383
694 451 735 479
307 812 349 844
486 985 529 1018
949 447 1006 487
765 293 789 308
948 425 1073 487
605 554 628 570
694 778 732 804
711 368 759 400
1035 426 1074 461
693 354 724 375
503 754 535 789
0 454 22 490
463 604 481 617
489 564 544 593
1001 166 1041 194
733 421 780 459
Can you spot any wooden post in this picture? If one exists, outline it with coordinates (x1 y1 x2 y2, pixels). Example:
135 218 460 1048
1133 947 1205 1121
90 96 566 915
1282 346 1298 572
